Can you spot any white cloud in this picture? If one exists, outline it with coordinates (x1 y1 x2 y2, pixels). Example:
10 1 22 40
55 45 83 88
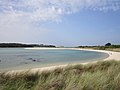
0 12 50 43
0 0 120 22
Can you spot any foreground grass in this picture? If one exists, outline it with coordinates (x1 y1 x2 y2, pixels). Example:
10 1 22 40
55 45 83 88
0 60 120 90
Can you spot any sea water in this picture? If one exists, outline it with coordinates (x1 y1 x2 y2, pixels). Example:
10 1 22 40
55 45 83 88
0 48 109 71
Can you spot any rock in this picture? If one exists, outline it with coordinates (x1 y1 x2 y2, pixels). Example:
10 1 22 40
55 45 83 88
25 62 28 64
32 60 36 62
28 58 33 60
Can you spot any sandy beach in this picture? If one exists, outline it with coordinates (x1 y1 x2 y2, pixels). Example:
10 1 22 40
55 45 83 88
4 48 120 74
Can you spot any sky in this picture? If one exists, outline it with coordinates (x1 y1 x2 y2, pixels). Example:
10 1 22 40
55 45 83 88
0 0 120 46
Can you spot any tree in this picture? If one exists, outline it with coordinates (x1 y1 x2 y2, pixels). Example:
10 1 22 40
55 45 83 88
105 43 111 46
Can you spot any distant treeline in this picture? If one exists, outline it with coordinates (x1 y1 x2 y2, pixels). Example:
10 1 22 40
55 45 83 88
78 43 120 50
0 43 56 48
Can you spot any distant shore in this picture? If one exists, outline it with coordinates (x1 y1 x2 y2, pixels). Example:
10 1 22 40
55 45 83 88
4 47 120 74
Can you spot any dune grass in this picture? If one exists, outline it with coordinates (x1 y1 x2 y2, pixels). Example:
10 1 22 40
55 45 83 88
0 60 120 90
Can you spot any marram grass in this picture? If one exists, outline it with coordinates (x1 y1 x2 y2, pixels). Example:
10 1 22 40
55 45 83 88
0 60 120 90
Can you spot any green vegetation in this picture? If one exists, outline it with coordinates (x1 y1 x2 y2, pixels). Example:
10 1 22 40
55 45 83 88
1 60 120 90
0 43 56 48
105 43 112 46
78 43 120 52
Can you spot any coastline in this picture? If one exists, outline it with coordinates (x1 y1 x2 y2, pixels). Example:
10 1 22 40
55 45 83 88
3 48 120 74
72 48 120 61
25 47 120 60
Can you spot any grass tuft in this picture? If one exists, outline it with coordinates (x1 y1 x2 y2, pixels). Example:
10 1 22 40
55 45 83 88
0 60 120 90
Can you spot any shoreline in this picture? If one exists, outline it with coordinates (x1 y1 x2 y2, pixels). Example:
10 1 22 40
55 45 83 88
72 48 120 61
3 48 120 74
25 47 120 60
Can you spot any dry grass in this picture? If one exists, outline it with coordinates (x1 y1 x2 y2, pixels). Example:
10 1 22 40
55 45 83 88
0 60 120 90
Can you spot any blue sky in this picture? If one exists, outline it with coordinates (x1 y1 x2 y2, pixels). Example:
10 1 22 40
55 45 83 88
0 0 120 46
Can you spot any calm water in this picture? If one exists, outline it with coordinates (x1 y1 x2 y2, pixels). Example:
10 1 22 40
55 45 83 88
0 48 108 71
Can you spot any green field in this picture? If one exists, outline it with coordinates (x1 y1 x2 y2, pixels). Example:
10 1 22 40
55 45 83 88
0 60 120 90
